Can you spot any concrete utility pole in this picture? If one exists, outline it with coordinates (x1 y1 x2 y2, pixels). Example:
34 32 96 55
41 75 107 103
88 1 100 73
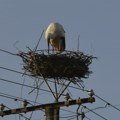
45 107 60 120
0 97 95 120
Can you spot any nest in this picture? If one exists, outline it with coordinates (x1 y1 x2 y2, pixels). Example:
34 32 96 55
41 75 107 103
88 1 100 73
19 50 95 83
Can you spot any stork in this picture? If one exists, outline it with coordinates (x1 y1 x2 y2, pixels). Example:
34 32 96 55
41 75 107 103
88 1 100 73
45 22 65 53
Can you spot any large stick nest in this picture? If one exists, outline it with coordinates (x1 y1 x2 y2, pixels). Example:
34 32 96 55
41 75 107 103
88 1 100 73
19 50 95 82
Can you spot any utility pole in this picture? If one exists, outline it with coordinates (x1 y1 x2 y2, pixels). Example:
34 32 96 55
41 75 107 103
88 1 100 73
45 107 59 120
0 97 95 120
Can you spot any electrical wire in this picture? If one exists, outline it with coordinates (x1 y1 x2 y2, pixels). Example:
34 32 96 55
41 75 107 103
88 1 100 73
4 105 30 120
0 91 45 116
67 116 76 120
94 94 120 112
63 107 107 120
61 108 77 114
60 114 76 119
0 91 42 105
61 91 120 120
81 105 108 120
61 105 107 120
85 116 92 120
0 77 52 94
85 104 108 113
28 79 43 120
0 66 35 77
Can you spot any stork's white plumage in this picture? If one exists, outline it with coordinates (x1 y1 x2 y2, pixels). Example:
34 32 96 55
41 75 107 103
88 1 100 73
45 22 65 53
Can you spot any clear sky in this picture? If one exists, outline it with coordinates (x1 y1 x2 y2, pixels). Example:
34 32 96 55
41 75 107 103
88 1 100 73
0 0 120 120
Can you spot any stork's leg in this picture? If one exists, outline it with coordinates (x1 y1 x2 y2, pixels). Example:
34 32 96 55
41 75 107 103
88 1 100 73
58 47 60 53
52 46 54 54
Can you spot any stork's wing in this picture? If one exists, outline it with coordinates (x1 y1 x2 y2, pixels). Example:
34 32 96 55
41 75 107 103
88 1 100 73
59 37 65 51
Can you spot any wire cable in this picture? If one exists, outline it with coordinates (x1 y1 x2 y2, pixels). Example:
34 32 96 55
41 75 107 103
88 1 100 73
0 91 42 105
4 105 30 120
0 77 52 94
81 105 108 120
0 66 34 77
94 94 120 112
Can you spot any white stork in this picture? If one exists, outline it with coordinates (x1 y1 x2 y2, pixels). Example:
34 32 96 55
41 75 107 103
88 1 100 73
45 22 65 53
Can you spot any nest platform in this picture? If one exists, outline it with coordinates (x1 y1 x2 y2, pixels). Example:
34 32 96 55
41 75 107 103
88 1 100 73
19 50 95 83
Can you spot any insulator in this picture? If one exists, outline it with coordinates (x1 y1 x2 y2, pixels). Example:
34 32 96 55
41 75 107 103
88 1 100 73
21 100 28 108
0 104 5 111
88 89 94 97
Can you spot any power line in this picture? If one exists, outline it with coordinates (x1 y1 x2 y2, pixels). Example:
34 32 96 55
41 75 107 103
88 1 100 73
60 114 76 119
0 91 42 105
0 66 34 77
3 105 31 120
61 106 107 120
0 77 52 94
0 92 18 101
0 91 45 114
94 94 120 112
85 116 92 120
81 105 108 120
62 105 108 120
60 108 76 114
86 104 108 113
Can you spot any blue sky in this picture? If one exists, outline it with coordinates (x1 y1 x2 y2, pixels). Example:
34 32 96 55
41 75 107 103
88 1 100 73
0 0 120 120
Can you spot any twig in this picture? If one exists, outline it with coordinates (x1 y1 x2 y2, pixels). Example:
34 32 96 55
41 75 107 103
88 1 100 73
34 30 44 52
77 34 80 51
0 48 18 56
